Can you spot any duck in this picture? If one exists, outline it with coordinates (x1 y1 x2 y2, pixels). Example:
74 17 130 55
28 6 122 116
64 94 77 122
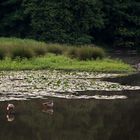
42 100 54 108
7 103 15 114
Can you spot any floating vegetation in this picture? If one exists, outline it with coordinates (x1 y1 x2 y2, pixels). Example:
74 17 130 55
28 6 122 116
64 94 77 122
0 70 139 101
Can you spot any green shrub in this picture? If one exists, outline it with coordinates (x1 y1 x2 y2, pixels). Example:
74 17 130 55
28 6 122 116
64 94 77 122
46 44 65 55
0 37 47 59
89 46 105 59
33 46 47 56
0 47 6 60
66 47 77 58
0 37 105 60
11 47 34 59
66 46 105 60
75 35 93 45
76 47 92 60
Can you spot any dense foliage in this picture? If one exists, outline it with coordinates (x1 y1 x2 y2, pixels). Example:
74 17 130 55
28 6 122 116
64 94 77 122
0 0 139 48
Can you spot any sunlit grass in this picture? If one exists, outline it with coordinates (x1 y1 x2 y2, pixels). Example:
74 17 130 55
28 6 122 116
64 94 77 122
0 54 134 72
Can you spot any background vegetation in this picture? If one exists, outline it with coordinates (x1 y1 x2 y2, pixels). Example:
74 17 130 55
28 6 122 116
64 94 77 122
0 0 139 49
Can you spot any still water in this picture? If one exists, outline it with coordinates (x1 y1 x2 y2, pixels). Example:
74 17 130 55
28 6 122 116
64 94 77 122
0 73 140 140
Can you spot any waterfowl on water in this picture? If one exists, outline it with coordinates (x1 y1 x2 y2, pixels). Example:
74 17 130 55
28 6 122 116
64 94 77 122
42 100 54 108
7 103 15 114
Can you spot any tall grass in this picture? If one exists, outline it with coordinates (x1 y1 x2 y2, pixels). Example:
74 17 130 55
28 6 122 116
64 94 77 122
11 46 34 59
46 44 106 60
46 44 66 55
67 46 105 60
33 46 46 56
0 48 6 59
0 37 47 59
0 37 106 60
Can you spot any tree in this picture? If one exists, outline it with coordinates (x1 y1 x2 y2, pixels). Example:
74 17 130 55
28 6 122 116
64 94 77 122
23 0 104 44
0 0 29 37
0 0 139 48
100 0 140 49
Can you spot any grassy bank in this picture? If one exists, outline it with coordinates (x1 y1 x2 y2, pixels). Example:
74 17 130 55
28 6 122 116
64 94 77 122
0 37 134 72
0 54 134 72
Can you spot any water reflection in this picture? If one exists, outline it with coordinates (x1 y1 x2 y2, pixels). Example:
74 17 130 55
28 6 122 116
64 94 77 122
104 73 140 86
6 114 15 122
42 108 54 115
42 100 54 115
0 94 140 140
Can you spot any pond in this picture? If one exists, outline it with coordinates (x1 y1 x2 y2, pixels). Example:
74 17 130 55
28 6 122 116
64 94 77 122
0 93 140 140
0 70 140 140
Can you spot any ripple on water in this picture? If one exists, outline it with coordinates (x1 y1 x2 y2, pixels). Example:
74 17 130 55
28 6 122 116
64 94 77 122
0 92 127 101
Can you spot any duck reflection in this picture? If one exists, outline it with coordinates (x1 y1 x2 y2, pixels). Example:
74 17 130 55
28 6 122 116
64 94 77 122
42 100 54 115
42 108 54 115
6 114 15 122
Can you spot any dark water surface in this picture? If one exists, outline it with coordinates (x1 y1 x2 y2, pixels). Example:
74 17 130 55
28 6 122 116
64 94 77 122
0 73 140 140
104 73 140 86
0 94 140 140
